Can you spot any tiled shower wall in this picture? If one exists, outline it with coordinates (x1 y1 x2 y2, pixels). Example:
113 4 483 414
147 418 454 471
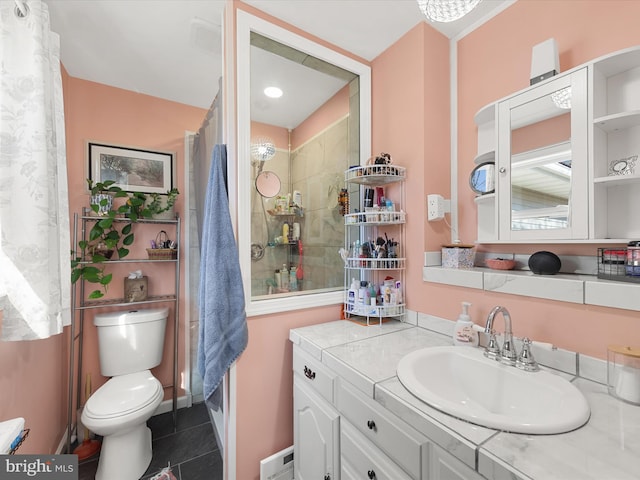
251 116 349 296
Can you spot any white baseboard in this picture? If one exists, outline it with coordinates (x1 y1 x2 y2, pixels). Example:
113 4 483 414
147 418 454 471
153 395 191 416
56 429 70 454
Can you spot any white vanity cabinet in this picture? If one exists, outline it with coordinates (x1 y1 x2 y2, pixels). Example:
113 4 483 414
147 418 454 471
292 344 483 480
293 346 339 480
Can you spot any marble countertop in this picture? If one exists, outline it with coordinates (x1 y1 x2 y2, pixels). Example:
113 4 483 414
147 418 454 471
289 320 640 480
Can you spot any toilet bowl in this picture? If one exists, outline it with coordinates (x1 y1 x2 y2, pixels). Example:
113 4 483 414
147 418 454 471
81 308 168 480
82 371 163 479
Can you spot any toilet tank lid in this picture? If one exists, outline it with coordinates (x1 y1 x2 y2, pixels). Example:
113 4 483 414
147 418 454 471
93 307 169 326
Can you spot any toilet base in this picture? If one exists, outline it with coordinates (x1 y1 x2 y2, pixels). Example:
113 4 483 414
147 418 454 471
95 423 152 480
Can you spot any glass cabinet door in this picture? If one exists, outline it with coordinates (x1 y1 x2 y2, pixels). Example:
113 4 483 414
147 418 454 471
497 68 588 241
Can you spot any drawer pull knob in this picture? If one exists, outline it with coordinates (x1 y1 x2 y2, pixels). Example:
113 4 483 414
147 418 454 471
366 420 376 430
304 366 316 380
367 470 376 479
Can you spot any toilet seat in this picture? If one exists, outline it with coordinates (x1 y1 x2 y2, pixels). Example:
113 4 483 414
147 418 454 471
84 370 162 420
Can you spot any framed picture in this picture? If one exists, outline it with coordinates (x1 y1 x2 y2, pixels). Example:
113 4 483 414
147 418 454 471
88 142 175 194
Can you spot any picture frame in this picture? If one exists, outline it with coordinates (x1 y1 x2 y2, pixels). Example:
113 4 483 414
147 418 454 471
88 142 175 194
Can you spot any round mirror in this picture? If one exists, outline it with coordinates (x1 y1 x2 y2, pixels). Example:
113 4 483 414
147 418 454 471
469 162 495 195
255 170 281 198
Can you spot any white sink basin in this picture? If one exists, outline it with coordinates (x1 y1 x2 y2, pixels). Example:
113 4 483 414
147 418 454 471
396 346 590 434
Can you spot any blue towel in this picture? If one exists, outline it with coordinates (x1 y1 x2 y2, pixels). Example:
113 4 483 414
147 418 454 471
198 144 248 410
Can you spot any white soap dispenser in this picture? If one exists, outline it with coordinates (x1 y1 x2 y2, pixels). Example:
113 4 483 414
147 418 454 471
453 301 478 346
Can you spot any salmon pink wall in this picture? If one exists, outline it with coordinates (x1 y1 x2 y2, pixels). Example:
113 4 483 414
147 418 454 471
372 22 451 320
0 335 67 453
64 77 206 405
251 121 289 150
428 1 640 358
291 85 349 149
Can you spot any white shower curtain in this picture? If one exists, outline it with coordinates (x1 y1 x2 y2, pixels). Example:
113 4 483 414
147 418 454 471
0 0 71 340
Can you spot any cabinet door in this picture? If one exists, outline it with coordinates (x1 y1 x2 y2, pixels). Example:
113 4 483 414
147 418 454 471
497 68 588 241
294 379 340 480
430 444 483 480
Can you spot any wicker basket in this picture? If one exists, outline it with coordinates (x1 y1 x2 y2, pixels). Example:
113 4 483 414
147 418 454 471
146 248 177 260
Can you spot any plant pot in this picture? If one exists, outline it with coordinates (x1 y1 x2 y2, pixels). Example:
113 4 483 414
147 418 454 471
145 196 176 219
90 194 113 216
152 206 175 220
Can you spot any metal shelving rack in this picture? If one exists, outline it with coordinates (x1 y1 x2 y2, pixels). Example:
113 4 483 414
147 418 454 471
344 165 406 325
66 210 181 453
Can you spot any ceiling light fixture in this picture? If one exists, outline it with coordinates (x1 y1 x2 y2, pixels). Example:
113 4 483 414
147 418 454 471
251 136 276 163
417 0 482 23
264 86 283 98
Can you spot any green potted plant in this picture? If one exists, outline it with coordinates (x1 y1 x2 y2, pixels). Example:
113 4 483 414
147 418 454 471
87 179 129 216
72 184 152 299
145 188 179 219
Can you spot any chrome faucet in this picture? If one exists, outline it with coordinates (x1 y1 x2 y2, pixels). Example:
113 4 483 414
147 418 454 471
484 306 517 365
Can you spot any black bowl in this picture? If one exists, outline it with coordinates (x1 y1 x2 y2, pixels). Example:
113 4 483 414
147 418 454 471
528 251 561 275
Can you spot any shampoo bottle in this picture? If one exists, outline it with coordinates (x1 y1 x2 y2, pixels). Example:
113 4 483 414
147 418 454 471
453 301 478 346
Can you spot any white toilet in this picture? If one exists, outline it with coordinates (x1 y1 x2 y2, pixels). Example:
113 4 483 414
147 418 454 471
81 307 168 480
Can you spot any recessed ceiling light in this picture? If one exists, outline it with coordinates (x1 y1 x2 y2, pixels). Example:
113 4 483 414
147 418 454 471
264 86 283 98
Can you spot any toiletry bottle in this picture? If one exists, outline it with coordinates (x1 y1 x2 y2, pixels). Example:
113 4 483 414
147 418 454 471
282 222 290 243
359 280 370 305
347 278 358 310
453 301 478 346
281 264 289 290
290 266 298 291
275 269 282 289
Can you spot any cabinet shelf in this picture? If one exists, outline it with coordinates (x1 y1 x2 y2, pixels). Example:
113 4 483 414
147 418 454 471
344 257 405 270
345 303 405 318
345 211 406 225
76 294 178 310
75 257 178 265
80 210 179 224
594 174 640 187
593 110 640 132
345 165 406 185
473 150 495 165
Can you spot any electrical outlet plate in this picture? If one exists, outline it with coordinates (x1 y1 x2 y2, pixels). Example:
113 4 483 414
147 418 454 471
427 194 445 221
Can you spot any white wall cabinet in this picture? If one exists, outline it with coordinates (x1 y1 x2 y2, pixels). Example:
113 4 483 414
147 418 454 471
293 344 482 480
474 45 640 244
591 47 640 240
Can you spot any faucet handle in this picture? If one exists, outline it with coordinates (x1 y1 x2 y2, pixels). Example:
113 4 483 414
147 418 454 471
484 330 501 360
516 337 540 372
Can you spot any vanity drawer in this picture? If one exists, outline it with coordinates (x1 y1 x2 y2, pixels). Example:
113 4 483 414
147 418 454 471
341 421 413 480
293 345 336 404
337 379 427 479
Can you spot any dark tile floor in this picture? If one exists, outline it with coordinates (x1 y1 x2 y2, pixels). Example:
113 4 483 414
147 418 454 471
77 402 222 480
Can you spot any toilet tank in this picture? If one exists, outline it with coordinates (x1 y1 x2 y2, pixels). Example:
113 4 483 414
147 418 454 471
93 308 169 377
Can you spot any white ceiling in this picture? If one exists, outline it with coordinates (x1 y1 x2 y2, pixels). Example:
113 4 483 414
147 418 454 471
46 0 513 114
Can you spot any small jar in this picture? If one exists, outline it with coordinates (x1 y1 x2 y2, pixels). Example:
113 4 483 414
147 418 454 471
626 241 640 276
